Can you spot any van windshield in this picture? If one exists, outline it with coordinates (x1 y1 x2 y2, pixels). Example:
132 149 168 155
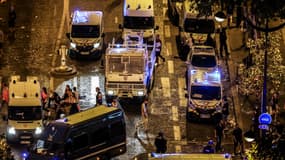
191 54 216 68
191 86 221 100
184 18 215 33
124 16 154 29
8 106 42 120
41 123 69 143
71 25 100 38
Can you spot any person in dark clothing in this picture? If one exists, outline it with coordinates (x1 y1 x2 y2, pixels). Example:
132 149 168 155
203 140 215 153
222 96 229 120
8 5 16 29
96 87 103 106
219 27 229 59
204 33 216 48
155 34 165 65
215 119 225 152
154 132 167 153
232 124 244 156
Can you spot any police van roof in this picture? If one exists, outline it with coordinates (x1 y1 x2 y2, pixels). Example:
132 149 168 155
124 0 154 17
190 70 221 86
9 76 41 106
184 0 214 19
55 105 120 125
72 10 102 25
133 153 232 160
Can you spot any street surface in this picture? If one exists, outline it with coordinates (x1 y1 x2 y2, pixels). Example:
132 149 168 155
0 0 285 160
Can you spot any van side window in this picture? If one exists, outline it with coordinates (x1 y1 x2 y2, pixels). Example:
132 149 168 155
91 127 109 146
72 132 89 151
110 121 125 137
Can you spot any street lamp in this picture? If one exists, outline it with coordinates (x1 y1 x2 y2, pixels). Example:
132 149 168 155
214 11 226 23
244 130 255 143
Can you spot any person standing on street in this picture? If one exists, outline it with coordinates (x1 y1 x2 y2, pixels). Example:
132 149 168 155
219 27 229 59
0 28 4 54
95 87 103 106
8 4 16 30
154 132 167 153
232 124 244 156
215 119 225 152
135 98 149 136
1 83 9 120
155 34 165 65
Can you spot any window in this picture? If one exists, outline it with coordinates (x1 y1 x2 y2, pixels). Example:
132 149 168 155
91 127 109 146
72 132 89 151
110 121 125 137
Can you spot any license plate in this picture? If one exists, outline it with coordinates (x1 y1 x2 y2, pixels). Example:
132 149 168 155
21 136 31 139
200 114 210 118
80 52 90 55
20 141 31 144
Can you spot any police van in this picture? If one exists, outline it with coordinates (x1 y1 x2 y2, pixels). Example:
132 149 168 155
66 10 105 60
6 76 43 144
120 0 159 47
133 153 232 160
27 105 126 160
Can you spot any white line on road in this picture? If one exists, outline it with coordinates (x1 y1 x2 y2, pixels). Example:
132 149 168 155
161 77 171 97
163 0 167 5
172 106 178 121
178 77 187 107
173 125 181 141
167 60 174 74
165 42 172 56
164 25 171 38
175 145 182 153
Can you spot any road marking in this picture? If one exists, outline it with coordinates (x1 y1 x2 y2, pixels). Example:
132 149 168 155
173 125 181 140
115 16 118 24
167 60 174 74
52 0 69 67
163 0 167 5
161 77 171 97
175 145 182 153
164 25 171 38
163 7 168 20
53 4 57 17
165 42 172 56
178 77 187 107
172 106 178 121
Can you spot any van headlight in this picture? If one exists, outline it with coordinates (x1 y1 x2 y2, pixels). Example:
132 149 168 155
107 90 114 95
137 91 144 96
93 43 100 48
8 127 16 135
70 42 76 48
35 127 43 135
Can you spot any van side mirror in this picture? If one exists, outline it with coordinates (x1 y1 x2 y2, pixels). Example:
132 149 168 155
66 33 70 39
185 93 188 98
118 24 123 29
101 33 105 38
155 26 159 30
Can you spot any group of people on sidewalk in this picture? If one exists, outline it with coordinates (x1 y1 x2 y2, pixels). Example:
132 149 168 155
40 85 81 120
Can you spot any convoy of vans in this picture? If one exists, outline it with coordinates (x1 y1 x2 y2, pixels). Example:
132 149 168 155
2 0 230 159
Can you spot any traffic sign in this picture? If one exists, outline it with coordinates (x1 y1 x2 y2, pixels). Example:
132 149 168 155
259 124 269 130
258 113 272 125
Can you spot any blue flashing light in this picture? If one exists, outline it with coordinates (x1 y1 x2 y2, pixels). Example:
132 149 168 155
22 152 28 158
116 44 121 48
224 153 231 158
74 10 88 23
191 70 196 74
64 118 68 122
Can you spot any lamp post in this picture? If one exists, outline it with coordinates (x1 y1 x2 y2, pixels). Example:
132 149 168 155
214 11 226 23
